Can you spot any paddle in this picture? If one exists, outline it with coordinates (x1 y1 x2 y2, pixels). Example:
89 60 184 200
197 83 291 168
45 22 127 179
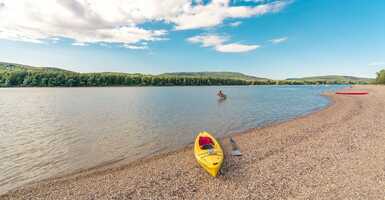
229 137 242 156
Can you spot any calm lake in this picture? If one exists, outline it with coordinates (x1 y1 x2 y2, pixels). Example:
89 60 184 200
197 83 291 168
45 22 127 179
0 85 345 194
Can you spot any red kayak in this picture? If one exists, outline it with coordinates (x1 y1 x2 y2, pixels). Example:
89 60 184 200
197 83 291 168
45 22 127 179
336 91 368 95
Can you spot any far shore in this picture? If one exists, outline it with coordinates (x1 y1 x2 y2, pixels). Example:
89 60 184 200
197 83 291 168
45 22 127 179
0 84 357 89
2 85 385 199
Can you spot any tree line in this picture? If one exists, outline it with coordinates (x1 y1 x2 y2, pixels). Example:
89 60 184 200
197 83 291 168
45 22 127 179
0 70 369 87
376 69 385 84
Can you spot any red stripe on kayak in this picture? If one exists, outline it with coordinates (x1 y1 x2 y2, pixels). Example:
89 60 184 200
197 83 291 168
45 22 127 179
336 92 368 95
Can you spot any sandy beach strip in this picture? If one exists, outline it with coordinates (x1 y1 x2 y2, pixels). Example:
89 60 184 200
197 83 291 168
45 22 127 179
2 85 385 200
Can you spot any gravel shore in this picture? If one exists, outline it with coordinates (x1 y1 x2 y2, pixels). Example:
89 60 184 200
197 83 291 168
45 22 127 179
2 85 385 200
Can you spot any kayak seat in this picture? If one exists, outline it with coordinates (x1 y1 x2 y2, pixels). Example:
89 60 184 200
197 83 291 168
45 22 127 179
201 144 214 150
199 136 214 149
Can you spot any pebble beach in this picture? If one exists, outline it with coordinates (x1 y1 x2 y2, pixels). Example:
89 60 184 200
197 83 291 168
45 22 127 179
2 85 385 200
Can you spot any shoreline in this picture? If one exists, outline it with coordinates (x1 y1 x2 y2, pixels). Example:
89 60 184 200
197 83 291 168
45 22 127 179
3 85 385 199
0 84 353 89
0 88 337 195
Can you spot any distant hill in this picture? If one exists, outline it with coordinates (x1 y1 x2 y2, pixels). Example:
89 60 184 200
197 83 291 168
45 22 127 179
0 62 260 87
0 61 375 87
286 75 373 83
159 72 269 81
0 62 74 73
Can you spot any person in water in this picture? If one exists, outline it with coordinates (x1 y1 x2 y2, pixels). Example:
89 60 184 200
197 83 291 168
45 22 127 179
217 90 226 98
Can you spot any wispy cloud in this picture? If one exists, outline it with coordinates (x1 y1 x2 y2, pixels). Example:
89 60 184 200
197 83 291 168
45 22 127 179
123 44 148 50
187 34 259 53
215 43 260 53
173 0 290 30
229 21 242 27
368 61 385 67
187 34 227 47
270 37 288 44
72 42 88 46
241 0 268 3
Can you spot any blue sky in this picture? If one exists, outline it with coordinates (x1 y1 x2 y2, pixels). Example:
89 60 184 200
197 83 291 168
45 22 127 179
0 0 384 79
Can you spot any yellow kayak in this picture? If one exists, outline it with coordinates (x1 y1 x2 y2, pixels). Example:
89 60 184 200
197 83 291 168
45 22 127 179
194 131 224 177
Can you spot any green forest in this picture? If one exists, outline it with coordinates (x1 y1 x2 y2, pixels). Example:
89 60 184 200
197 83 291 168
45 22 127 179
0 62 376 87
376 70 385 84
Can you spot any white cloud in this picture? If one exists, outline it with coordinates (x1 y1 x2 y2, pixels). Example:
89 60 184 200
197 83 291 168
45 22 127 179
0 29 44 43
123 44 148 50
368 62 385 67
270 36 288 44
49 37 61 44
72 42 87 46
0 0 172 46
242 0 268 3
187 34 259 53
187 34 227 47
0 0 290 47
215 43 260 53
171 0 290 30
50 37 61 41
229 21 242 27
